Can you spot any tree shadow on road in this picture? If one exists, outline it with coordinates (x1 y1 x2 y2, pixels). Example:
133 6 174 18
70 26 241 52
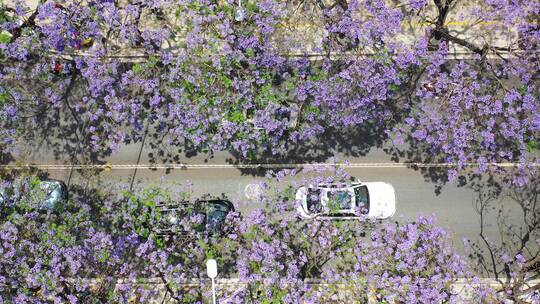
384 140 486 195
224 125 388 176
6 75 112 168
465 174 539 301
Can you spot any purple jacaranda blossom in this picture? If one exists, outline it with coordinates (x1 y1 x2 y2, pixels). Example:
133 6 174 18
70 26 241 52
3 0 535 186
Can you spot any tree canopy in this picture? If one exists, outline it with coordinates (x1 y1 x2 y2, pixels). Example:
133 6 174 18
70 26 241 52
0 0 537 183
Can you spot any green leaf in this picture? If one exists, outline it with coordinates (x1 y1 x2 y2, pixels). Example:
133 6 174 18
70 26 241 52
270 286 288 303
517 85 528 95
245 48 255 57
281 186 294 200
97 249 110 263
305 105 321 117
187 1 202 11
132 63 143 74
219 74 233 88
205 245 217 259
243 226 259 241
154 235 165 249
137 227 150 238
247 149 256 160
143 198 155 208
526 140 538 153
389 83 400 92
0 9 11 24
228 110 244 123
147 55 159 68
308 68 326 82
220 3 235 17
0 32 11 44
0 90 8 106
246 1 258 12
249 261 261 272
28 176 40 188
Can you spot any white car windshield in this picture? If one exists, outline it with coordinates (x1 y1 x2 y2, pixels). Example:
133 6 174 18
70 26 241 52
354 186 370 214
306 188 323 213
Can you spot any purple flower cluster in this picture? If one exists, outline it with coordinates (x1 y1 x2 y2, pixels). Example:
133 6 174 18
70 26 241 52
343 215 468 303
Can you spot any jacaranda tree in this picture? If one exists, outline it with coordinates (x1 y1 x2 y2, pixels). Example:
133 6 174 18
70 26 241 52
0 0 537 183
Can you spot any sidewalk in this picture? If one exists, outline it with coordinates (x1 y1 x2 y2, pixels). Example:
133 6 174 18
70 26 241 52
78 277 540 303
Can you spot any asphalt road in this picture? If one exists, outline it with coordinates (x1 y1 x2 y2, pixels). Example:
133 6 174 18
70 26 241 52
9 141 525 254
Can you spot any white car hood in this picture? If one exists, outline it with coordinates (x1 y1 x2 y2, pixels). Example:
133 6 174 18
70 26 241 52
364 182 396 219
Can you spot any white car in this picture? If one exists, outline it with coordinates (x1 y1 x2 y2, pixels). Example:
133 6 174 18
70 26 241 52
296 180 396 220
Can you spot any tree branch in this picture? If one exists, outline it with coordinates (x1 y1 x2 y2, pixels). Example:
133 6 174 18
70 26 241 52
9 8 39 43
158 271 183 302
433 27 487 55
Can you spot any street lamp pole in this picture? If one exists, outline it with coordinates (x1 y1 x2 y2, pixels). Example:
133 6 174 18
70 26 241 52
207 259 218 304
235 0 246 21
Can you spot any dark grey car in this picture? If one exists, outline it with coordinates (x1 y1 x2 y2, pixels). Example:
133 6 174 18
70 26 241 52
155 199 235 236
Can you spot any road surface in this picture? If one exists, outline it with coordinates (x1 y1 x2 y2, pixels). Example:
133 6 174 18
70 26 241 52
9 141 525 253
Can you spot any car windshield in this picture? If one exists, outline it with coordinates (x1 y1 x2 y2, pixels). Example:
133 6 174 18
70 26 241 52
207 202 229 223
206 201 232 232
354 186 370 214
327 190 353 213
40 181 63 210
307 188 323 213
156 200 233 235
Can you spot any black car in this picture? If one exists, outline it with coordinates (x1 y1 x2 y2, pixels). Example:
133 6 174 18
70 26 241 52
0 177 68 212
155 199 234 236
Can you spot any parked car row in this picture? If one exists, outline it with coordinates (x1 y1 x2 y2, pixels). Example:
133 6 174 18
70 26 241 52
1 175 397 236
0 176 236 237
